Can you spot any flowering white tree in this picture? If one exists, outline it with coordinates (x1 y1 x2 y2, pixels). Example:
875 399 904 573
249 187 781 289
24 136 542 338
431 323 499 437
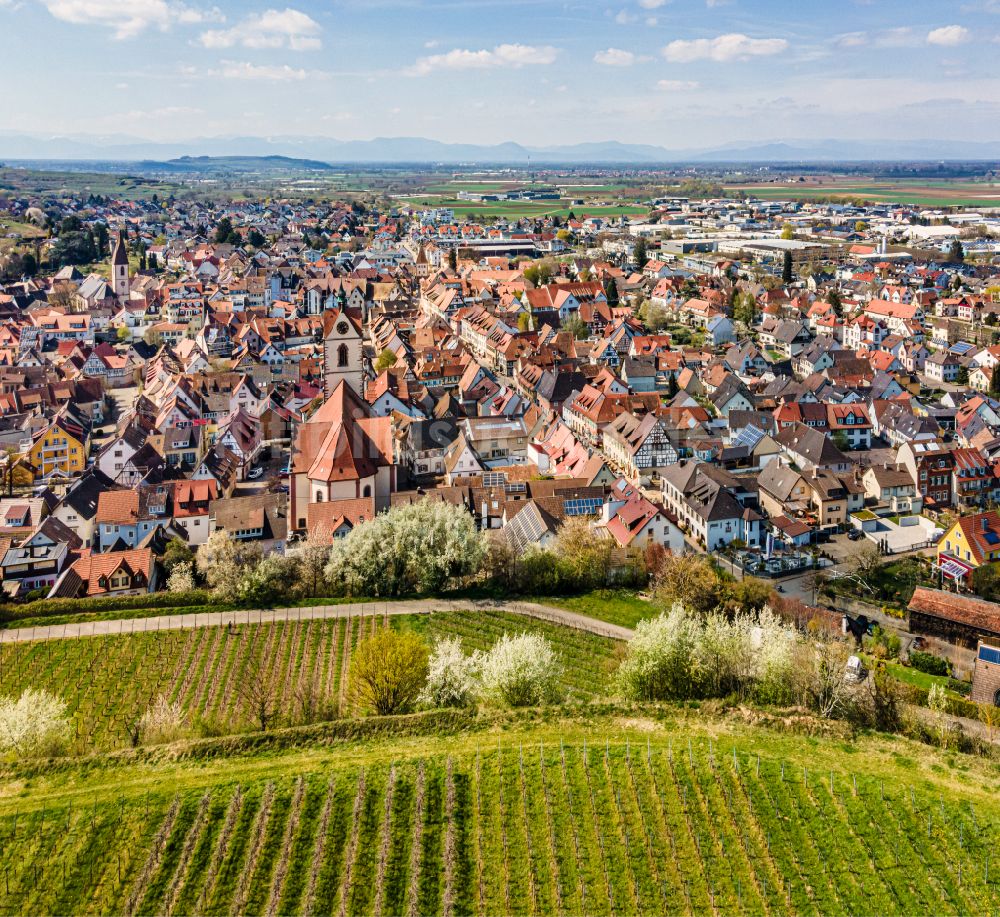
614 604 702 702
166 561 196 593
0 689 69 757
419 637 481 709
615 604 800 703
477 633 562 707
325 500 485 596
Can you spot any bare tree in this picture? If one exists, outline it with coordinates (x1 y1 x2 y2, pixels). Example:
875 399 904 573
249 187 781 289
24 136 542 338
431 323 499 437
802 640 853 719
238 654 280 732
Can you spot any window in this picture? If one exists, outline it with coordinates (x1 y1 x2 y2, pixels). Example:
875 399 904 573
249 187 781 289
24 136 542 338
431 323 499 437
337 343 349 367
363 484 372 498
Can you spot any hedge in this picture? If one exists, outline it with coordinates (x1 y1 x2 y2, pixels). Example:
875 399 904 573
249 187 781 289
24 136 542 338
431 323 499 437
0 590 214 624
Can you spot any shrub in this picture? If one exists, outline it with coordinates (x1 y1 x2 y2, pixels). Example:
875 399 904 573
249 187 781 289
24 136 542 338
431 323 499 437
909 650 950 677
0 689 69 757
349 630 430 715
419 637 480 709
866 625 901 661
196 530 262 602
136 694 187 745
477 633 562 707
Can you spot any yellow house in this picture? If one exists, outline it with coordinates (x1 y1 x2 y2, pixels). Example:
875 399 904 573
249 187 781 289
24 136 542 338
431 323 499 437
938 511 1000 580
26 420 87 479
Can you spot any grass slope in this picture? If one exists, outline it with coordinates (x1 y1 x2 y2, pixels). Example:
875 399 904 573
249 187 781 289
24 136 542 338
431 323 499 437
1 711 998 916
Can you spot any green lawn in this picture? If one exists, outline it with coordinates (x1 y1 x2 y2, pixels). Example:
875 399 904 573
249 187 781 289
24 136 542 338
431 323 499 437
535 589 658 629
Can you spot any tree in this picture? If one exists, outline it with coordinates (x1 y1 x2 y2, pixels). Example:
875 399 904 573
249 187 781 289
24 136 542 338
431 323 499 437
633 237 648 268
293 535 332 598
827 288 842 316
651 553 721 616
214 217 235 244
247 228 266 248
21 252 38 277
553 516 613 590
803 640 852 719
733 291 756 327
238 652 281 731
116 325 131 343
990 367 1000 399
196 529 262 601
163 536 194 575
639 299 670 332
419 637 480 708
781 250 793 284
0 689 69 757
517 311 532 332
666 373 679 398
167 561 196 593
447 248 458 271
948 239 965 264
349 629 429 715
561 314 588 340
854 220 868 233
374 349 398 373
477 633 562 707
781 223 795 240
603 277 619 306
325 500 486 597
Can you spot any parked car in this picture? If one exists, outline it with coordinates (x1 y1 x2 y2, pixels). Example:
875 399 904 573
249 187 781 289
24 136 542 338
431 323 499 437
848 530 864 541
247 466 264 480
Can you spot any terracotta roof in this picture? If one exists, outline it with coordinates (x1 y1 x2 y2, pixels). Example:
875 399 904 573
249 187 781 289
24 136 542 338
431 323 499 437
908 586 1000 635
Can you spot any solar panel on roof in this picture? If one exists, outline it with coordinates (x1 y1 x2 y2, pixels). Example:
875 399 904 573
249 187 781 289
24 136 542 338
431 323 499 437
733 424 766 450
985 532 1000 545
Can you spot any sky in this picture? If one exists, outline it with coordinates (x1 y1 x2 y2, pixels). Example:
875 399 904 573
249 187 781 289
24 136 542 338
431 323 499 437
2 0 1000 149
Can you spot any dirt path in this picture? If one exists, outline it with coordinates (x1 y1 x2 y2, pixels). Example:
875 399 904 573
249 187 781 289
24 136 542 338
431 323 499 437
0 598 635 645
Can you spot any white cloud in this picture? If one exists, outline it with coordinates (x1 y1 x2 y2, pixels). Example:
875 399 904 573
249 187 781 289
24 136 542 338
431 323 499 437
614 9 637 23
125 105 204 119
927 25 970 46
211 60 309 80
662 32 787 62
657 78 700 90
407 43 558 76
638 0 667 7
38 0 222 39
594 47 636 66
199 8 322 51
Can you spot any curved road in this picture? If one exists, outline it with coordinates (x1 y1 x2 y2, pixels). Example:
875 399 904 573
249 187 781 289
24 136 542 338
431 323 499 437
0 598 635 645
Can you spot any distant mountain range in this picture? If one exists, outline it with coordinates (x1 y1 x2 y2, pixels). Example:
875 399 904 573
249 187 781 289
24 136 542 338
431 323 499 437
3 131 1000 164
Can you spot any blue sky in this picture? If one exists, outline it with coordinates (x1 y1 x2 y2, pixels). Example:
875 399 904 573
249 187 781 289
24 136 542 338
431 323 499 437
2 0 1000 148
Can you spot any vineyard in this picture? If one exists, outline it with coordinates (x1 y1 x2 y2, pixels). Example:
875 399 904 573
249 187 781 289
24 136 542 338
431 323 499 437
0 609 618 751
1 730 997 916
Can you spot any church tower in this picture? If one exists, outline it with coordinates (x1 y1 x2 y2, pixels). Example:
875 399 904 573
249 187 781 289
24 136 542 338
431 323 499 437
322 308 364 398
111 229 130 300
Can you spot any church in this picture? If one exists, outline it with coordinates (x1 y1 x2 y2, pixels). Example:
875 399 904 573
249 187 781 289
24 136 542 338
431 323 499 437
288 380 396 539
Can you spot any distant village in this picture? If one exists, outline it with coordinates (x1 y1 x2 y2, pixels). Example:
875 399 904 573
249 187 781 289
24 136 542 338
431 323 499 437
2 185 1000 608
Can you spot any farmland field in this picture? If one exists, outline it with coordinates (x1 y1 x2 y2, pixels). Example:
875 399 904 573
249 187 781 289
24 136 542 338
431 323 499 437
398 196 648 219
725 179 1000 208
0 610 619 751
0 713 998 916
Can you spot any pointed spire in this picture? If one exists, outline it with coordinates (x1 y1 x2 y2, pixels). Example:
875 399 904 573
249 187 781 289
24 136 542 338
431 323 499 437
112 229 128 266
